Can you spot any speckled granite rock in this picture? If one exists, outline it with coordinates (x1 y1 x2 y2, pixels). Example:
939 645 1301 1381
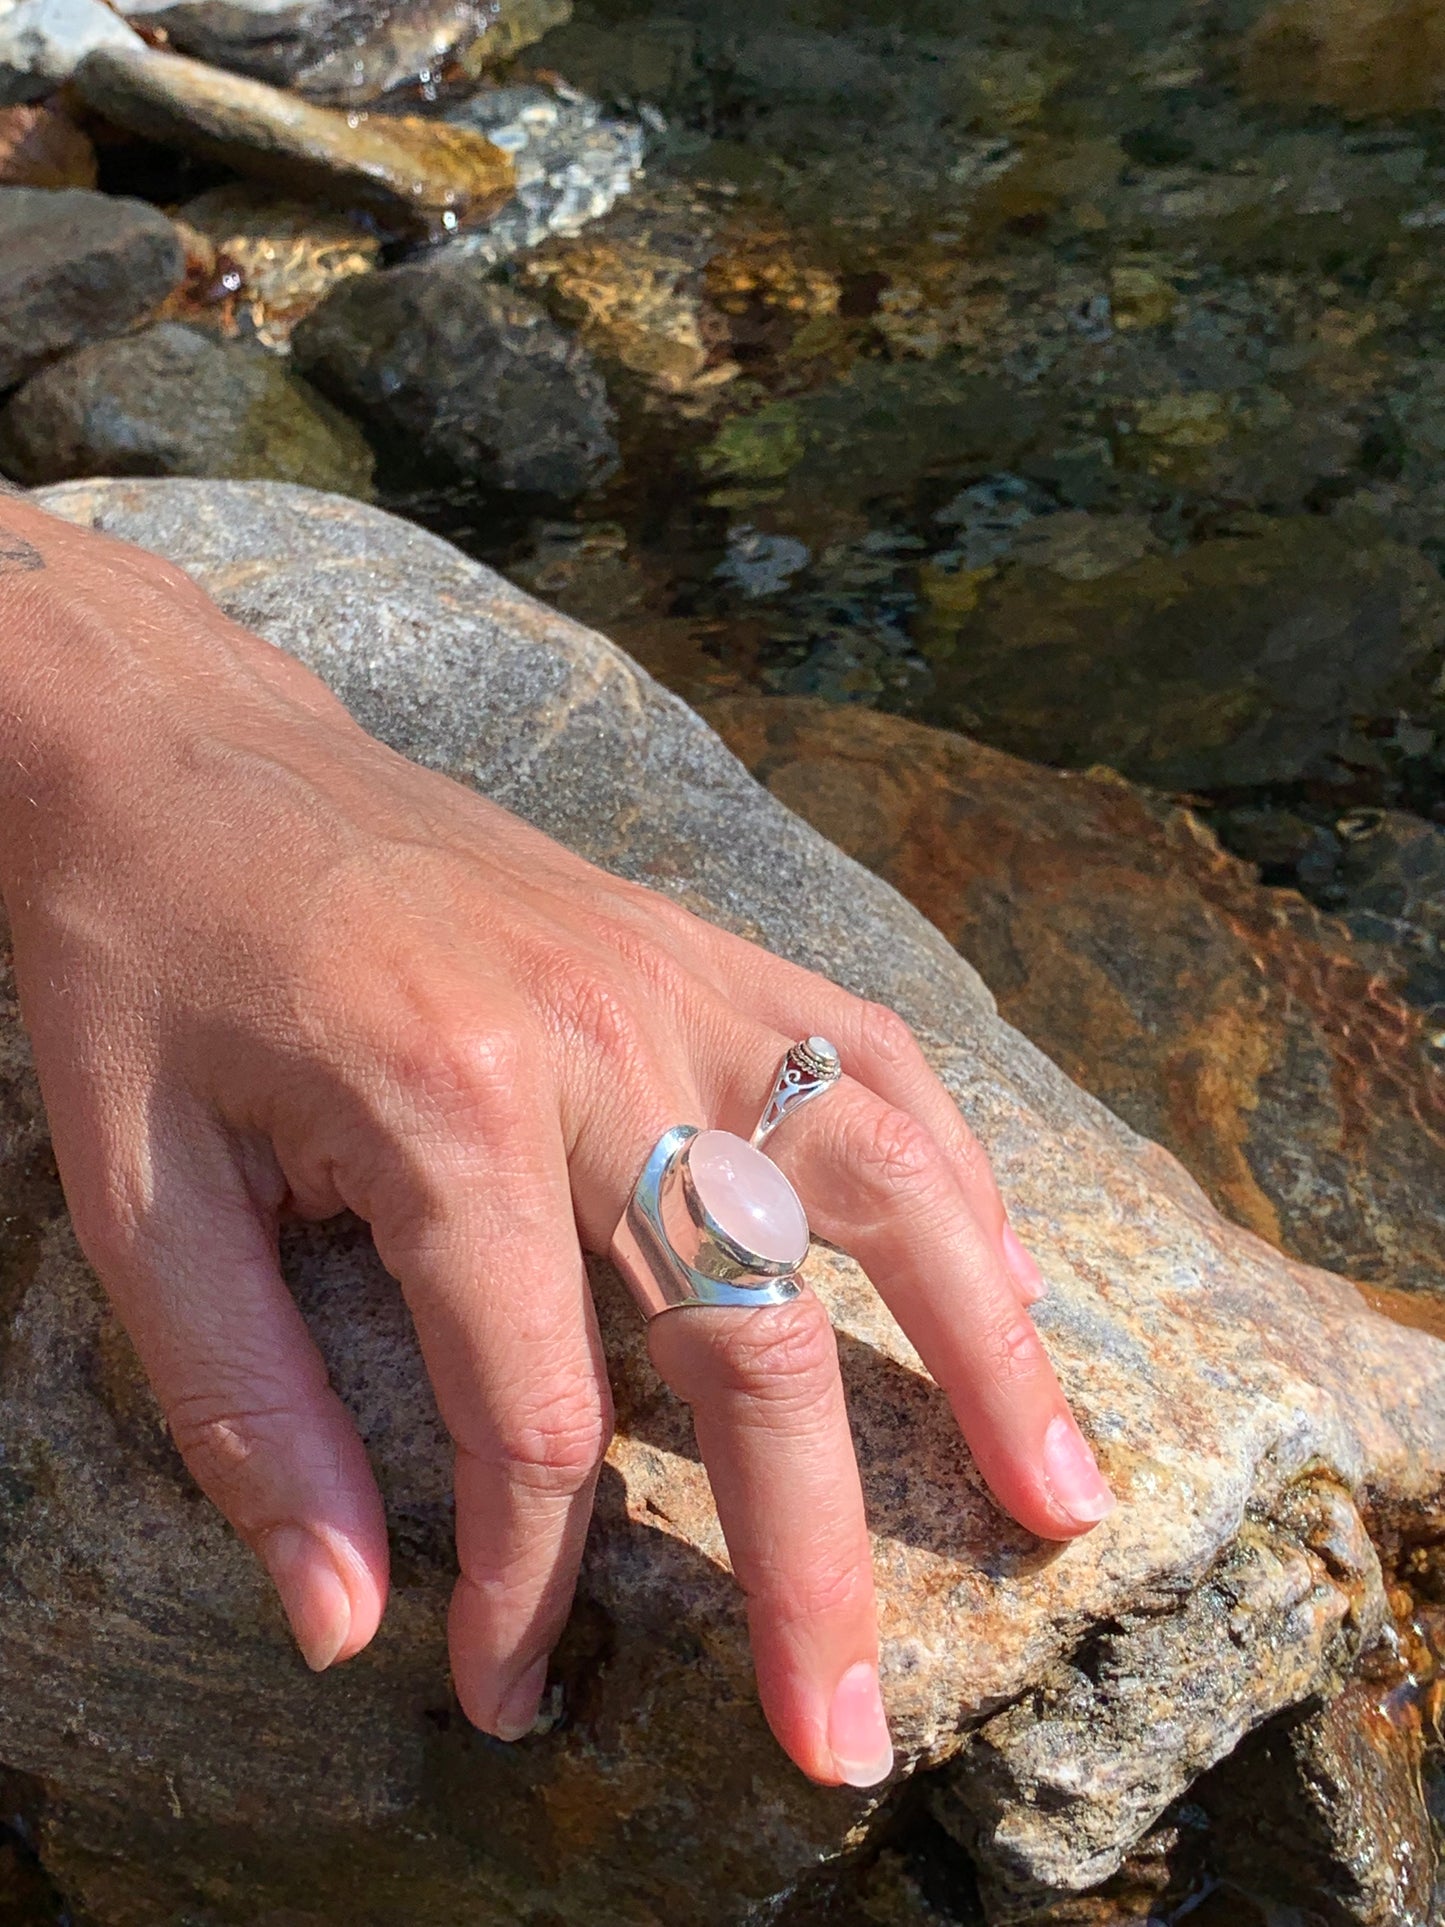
1 481 1443 1927
703 697 1445 1307
73 42 514 236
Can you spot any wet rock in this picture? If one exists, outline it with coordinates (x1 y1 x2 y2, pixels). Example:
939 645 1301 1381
73 42 514 237
0 186 186 394
703 698 1445 1300
0 99 96 186
1193 1676 1438 1925
2 478 1444 1927
1242 0 1445 120
111 0 570 104
441 82 644 265
292 257 617 497
1327 810 1445 1021
917 516 1445 793
0 0 141 105
176 184 381 349
520 181 736 397
0 322 374 494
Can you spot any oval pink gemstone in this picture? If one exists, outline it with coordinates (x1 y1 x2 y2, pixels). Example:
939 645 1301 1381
688 1129 809 1268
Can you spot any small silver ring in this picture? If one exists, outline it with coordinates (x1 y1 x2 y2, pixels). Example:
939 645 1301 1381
750 1035 842 1149
610 1040 843 1319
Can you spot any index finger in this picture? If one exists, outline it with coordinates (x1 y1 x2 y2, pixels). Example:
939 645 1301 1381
647 1293 894 1791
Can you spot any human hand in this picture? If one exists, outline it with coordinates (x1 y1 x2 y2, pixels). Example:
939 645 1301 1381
0 501 1113 1790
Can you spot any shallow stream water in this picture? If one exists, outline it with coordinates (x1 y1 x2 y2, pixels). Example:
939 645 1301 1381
397 0 1445 1008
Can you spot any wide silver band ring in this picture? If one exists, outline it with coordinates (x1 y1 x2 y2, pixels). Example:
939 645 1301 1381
609 1037 842 1319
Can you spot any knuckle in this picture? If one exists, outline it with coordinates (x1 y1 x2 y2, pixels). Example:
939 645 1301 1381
857 1000 921 1071
971 1309 1047 1389
164 1389 307 1523
770 1552 870 1628
489 1382 614 1496
852 1104 944 1201
706 1294 839 1409
542 951 642 1066
403 1014 530 1121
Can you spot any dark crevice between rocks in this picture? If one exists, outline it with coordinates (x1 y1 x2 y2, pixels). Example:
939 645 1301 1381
0 1773 70 1927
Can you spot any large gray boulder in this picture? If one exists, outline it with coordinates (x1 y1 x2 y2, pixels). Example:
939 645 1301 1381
0 480 1442 1926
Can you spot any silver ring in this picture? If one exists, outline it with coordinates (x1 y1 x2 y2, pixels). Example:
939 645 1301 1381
609 1038 842 1319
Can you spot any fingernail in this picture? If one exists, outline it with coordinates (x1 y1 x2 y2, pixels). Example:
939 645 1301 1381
261 1524 352 1672
494 1655 550 1742
1042 1414 1116 1527
1002 1222 1046 1305
828 1661 894 1788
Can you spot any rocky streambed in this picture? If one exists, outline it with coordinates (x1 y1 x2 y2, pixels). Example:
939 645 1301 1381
0 0 1443 1923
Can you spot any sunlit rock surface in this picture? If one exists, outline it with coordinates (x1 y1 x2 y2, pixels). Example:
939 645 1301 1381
173 184 382 349
73 42 515 235
0 481 1441 1926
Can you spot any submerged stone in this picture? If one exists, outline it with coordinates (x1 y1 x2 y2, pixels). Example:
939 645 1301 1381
73 42 514 237
441 83 644 266
0 478 1441 1926
176 184 381 349
0 322 375 495
917 516 1445 793
0 185 185 394
292 257 618 497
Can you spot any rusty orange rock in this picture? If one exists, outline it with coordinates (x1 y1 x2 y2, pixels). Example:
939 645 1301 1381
705 696 1445 1305
0 100 97 188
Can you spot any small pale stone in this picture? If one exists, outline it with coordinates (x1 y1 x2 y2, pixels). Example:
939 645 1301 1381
687 1128 809 1267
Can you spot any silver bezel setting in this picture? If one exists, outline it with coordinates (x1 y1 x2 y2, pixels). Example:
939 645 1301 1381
610 1126 806 1317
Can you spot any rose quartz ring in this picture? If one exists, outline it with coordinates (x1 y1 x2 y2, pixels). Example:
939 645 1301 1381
610 1038 842 1317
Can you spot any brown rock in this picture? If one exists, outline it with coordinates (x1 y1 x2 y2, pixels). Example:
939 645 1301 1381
0 100 96 187
1193 1673 1438 1924
1242 0 1445 119
175 185 381 348
704 697 1445 1302
72 42 514 237
1 482 1443 1926
522 181 738 399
